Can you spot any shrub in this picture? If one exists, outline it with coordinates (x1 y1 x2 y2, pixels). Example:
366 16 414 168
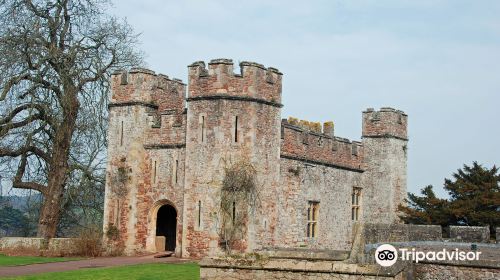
74 226 102 257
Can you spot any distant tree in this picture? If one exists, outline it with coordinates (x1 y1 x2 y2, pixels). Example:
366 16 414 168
399 162 500 233
398 185 455 227
0 205 31 236
446 162 500 228
0 0 142 238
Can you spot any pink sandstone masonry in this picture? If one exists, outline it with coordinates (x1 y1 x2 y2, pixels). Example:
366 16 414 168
103 58 408 258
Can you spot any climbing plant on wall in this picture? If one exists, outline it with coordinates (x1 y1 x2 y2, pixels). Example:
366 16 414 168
110 157 131 227
219 159 259 254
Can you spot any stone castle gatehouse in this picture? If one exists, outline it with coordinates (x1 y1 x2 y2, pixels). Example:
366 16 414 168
103 58 408 258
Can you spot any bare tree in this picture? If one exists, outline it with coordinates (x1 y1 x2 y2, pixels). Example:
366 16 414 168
0 0 142 238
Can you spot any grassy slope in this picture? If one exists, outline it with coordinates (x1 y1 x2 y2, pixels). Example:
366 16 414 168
0 254 81 267
4 263 200 280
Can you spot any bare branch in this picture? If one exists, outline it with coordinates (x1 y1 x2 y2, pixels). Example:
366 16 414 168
0 0 142 238
23 0 51 20
0 73 62 101
0 144 50 162
0 73 30 101
13 153 47 194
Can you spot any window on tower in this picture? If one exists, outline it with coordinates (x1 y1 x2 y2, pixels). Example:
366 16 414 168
352 188 361 221
197 200 202 229
234 116 239 143
199 115 206 143
307 201 319 238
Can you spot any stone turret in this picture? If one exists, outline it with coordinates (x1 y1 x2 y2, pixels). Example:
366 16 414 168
182 59 282 258
104 68 186 255
362 107 407 140
361 107 408 223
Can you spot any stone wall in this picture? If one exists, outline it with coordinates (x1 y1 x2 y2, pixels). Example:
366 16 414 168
201 267 407 280
200 257 500 280
0 237 78 255
138 147 186 254
349 223 500 267
281 121 363 171
0 237 45 251
360 224 497 245
144 113 186 147
47 238 78 255
199 222 499 279
414 263 500 280
102 104 152 255
363 224 442 244
200 257 409 280
449 226 490 243
275 158 362 251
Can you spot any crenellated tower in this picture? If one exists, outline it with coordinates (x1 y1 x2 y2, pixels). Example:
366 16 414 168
103 68 186 254
102 59 410 258
361 107 408 223
182 59 283 257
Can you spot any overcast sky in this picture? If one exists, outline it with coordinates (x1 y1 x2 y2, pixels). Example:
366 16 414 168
110 0 499 197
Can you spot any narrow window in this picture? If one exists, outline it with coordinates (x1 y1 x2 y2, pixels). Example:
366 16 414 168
232 201 236 225
198 200 202 228
234 116 238 143
352 188 361 221
201 116 205 142
120 121 124 146
307 201 319 238
153 160 157 183
175 160 179 184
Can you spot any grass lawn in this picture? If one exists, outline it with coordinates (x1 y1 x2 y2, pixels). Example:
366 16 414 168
4 262 200 280
0 254 81 267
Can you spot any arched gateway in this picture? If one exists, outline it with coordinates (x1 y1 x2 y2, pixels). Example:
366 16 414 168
155 204 177 252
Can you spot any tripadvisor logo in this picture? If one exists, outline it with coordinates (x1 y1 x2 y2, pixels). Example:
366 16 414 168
375 244 398 267
374 244 482 267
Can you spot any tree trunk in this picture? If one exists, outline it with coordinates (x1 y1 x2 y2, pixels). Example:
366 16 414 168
37 89 79 238
37 189 64 238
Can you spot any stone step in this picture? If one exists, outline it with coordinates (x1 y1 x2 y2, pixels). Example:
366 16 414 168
154 251 174 258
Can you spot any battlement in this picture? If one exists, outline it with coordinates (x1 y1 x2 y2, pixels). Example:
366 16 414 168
362 107 408 140
187 59 282 106
287 117 335 137
110 68 186 113
281 119 363 171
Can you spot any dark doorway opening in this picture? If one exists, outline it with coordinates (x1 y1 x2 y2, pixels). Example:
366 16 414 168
156 204 177 251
